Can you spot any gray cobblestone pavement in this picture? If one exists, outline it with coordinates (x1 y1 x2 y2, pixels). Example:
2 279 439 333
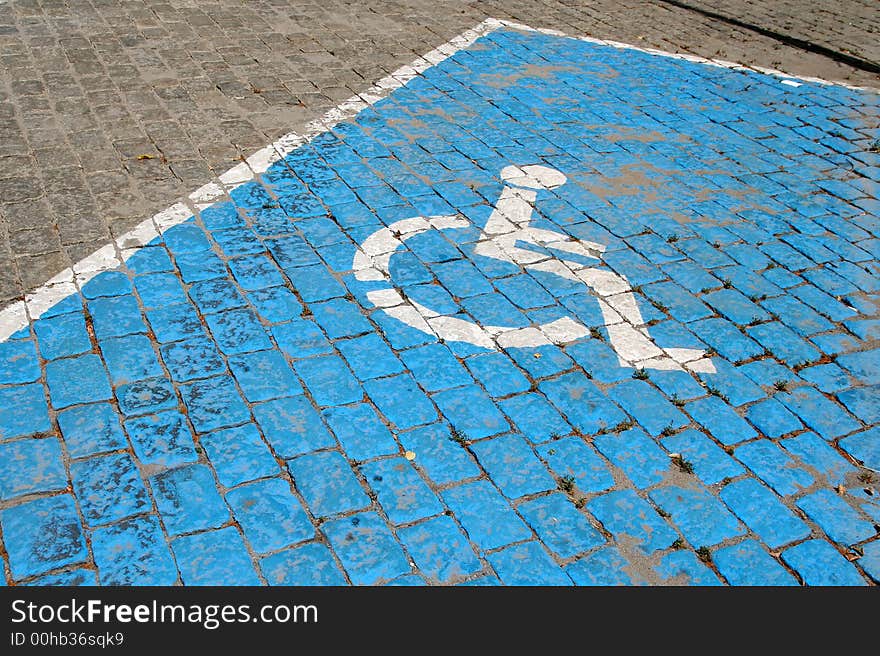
0 1 878 305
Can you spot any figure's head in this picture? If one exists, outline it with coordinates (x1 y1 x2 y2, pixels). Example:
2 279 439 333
500 164 567 190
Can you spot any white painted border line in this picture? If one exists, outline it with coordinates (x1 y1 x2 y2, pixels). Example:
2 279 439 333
1 17 875 341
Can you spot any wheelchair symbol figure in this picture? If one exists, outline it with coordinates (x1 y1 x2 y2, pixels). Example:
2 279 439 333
353 164 715 372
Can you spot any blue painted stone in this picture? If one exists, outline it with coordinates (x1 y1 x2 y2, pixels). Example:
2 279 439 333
226 478 313 553
361 457 443 525
201 423 279 488
145 303 203 343
322 512 411 585
745 398 804 438
777 386 860 439
837 385 880 424
188 278 247 314
309 297 372 339
228 349 302 402
796 490 875 546
247 286 303 324
443 480 531 551
539 372 626 435
163 223 212 254
159 336 226 382
734 439 815 496
737 358 801 389
781 432 857 486
713 540 797 586
33 312 91 360
46 353 112 409
82 270 133 299
322 403 398 461
588 489 677 554
746 322 820 367
287 450 369 517
654 550 720 586
293 355 363 406
336 333 404 380
565 338 633 384
71 452 150 526
126 245 174 274
661 429 744 485
100 334 163 385
400 343 469 393
124 410 197 467
0 384 51 439
26 568 97 586
519 493 604 559
508 342 574 379
398 423 481 486
116 378 178 415
286 264 345 302
650 485 744 547
498 393 571 444
470 434 555 498
839 427 880 470
1 495 87 580
87 295 146 340
271 319 332 359
857 540 880 584
0 339 41 385
488 541 571 585
364 374 438 430
649 369 707 402
398 515 482 583
536 436 614 494
689 317 763 362
782 540 866 586
150 464 229 535
172 527 262 585
260 542 347 585
836 348 880 386
432 384 509 440
134 273 188 308
91 516 178 585
697 359 765 407
228 255 286 291
798 362 855 393
179 375 250 433
464 352 531 398
58 402 127 458
703 288 771 325
252 395 336 457
606 380 689 437
0 437 66 501
719 478 810 549
685 396 757 445
204 308 272 355
594 428 670 489
564 547 634 586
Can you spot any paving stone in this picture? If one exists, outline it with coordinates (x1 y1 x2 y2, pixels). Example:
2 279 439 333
796 489 875 546
172 527 262 585
124 410 198 468
488 541 571 586
201 423 279 488
442 480 531 551
260 542 347 586
713 539 798 586
92 516 178 585
519 493 605 559
720 478 811 549
470 434 556 499
661 429 745 486
0 494 87 580
0 437 66 501
782 539 867 586
588 489 678 555
287 450 369 517
594 428 671 489
564 547 634 586
252 395 337 458
71 452 150 526
226 478 314 553
398 423 481 486
361 457 443 525
398 515 482 583
650 485 745 548
322 512 411 585
535 436 615 494
150 464 229 536
654 550 720 586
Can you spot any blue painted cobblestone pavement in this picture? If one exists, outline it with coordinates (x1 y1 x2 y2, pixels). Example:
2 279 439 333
1 27 879 586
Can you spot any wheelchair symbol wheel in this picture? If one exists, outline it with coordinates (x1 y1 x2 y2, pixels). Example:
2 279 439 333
353 164 715 373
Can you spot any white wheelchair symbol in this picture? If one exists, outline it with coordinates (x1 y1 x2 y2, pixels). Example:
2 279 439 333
353 164 715 373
